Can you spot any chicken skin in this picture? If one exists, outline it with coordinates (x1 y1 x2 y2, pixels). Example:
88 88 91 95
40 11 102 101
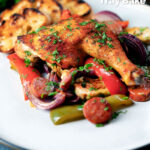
15 17 91 69
15 17 144 86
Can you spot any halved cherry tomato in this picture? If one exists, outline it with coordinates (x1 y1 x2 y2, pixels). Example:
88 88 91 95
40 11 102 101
85 58 127 95
7 53 40 100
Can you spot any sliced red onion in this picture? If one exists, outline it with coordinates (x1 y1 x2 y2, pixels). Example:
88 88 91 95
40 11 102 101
66 91 74 98
94 10 122 22
48 71 60 83
43 64 50 73
68 96 80 103
146 45 150 65
29 92 66 110
65 91 80 103
119 34 147 65
24 82 66 110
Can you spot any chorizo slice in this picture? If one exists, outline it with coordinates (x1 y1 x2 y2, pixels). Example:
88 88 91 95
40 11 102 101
83 97 112 124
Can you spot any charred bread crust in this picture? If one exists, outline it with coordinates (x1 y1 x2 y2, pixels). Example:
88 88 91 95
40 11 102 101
0 8 49 53
56 0 93 19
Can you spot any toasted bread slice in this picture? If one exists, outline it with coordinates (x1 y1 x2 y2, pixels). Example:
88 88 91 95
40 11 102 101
0 0 92 25
57 0 93 19
38 0 62 23
0 0 38 24
0 8 50 53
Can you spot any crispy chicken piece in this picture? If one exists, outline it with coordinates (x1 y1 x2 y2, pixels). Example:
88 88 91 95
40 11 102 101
15 17 144 86
0 8 50 53
75 77 110 99
125 27 150 44
0 0 92 53
15 18 89 69
80 30 144 86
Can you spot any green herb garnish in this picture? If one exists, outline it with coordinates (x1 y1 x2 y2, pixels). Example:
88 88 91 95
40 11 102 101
96 123 104 127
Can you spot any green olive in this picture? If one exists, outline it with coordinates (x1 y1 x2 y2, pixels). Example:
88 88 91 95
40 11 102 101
105 94 133 112
50 105 84 125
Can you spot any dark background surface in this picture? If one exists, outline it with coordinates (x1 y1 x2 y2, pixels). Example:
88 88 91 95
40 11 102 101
0 0 150 150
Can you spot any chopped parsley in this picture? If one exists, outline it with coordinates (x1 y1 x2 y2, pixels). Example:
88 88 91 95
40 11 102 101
29 26 47 34
93 58 113 72
107 43 114 48
20 74 28 79
117 57 121 62
24 51 32 56
78 105 84 110
81 81 86 87
112 110 127 119
96 123 104 127
41 93 45 99
139 66 150 80
17 40 21 44
140 27 147 33
52 49 66 63
119 31 128 36
122 96 129 100
48 91 58 96
24 57 31 67
78 63 93 72
35 26 47 33
104 107 109 111
89 87 97 91
53 39 57 44
45 81 59 92
79 21 89 26
67 25 72 30
50 28 54 32
100 99 105 103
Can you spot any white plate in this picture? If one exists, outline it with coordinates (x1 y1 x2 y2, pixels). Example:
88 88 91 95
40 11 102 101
0 2 150 150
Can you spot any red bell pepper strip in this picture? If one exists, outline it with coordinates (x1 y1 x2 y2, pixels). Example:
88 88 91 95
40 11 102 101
85 58 127 95
61 10 79 21
117 20 129 29
61 10 72 20
7 53 40 100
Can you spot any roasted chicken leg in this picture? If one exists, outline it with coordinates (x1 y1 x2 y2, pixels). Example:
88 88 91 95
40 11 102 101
14 17 144 86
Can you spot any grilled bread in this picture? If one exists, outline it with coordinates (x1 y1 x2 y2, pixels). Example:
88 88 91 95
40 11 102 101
0 8 50 53
57 0 93 19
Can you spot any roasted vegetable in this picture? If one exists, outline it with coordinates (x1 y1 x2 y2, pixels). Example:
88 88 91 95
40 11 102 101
85 58 127 95
7 53 40 100
93 10 122 22
50 105 84 125
125 27 150 44
119 34 148 65
105 94 133 112
50 94 134 125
